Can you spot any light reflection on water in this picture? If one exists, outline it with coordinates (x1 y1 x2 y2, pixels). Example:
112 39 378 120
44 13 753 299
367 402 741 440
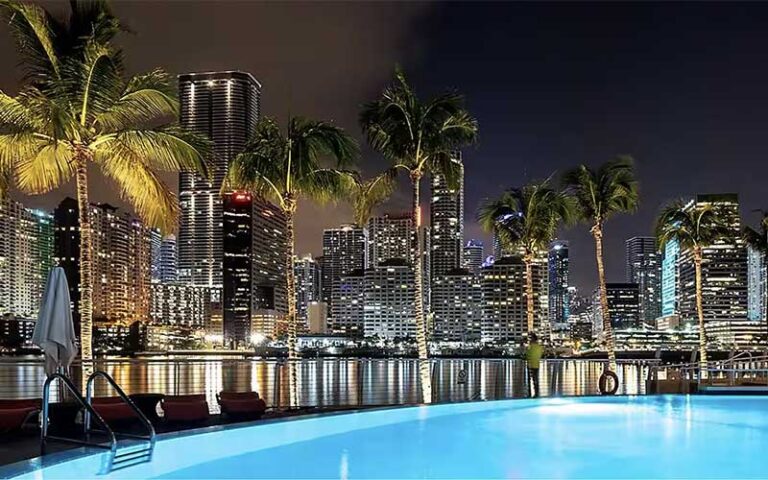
0 358 651 410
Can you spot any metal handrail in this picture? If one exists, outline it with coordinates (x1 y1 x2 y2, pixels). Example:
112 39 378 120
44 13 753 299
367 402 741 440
84 370 157 448
41 373 117 456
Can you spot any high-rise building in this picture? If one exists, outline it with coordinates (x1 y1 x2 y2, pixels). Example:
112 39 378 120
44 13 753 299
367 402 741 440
462 240 484 274
748 246 767 321
295 254 322 328
593 283 641 332
54 198 152 330
150 283 212 328
0 198 53 322
480 256 548 344
432 268 482 342
430 156 464 279
158 235 178 283
150 229 162 283
625 237 661 324
678 194 748 324
367 213 414 266
252 198 288 314
548 240 569 326
322 224 368 311
661 238 679 319
223 192 253 346
363 260 416 340
331 270 365 337
177 71 261 290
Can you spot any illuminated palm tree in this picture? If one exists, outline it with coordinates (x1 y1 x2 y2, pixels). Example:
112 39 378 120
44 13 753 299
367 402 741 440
348 168 398 227
224 116 357 406
478 180 573 335
562 157 638 371
656 200 730 376
0 1 210 361
360 68 478 404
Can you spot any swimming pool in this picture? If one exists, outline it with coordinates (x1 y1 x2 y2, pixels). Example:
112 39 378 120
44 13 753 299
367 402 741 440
4 395 767 479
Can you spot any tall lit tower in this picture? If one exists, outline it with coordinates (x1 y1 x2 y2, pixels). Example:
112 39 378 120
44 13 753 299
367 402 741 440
177 71 261 346
678 194 748 324
548 240 569 326
462 240 484 274
321 224 368 313
430 155 464 279
625 236 661 324
177 71 261 289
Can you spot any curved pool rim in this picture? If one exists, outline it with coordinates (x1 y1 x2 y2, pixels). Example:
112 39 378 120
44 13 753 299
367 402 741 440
3 394 766 479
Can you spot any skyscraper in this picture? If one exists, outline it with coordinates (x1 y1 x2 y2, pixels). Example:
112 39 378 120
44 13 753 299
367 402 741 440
747 245 766 321
55 198 152 330
678 194 748 324
321 224 368 311
548 240 569 326
363 260 416 339
177 71 261 289
158 235 178 283
331 270 365 337
430 156 464 279
0 198 53 322
367 213 414 266
594 283 641 331
625 236 661 324
432 268 482 342
295 254 322 328
251 198 288 335
480 256 548 344
661 238 679 319
222 192 253 345
462 239 484 274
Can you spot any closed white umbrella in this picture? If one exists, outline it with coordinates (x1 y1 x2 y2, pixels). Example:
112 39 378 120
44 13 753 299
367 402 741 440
32 267 78 376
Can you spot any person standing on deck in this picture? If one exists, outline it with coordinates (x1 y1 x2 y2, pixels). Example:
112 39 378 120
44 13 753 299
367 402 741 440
525 333 544 397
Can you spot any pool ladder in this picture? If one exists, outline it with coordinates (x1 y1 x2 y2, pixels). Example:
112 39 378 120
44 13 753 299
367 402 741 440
41 370 157 474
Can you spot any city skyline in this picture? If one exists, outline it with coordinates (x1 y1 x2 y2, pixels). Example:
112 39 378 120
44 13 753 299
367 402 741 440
4 3 768 292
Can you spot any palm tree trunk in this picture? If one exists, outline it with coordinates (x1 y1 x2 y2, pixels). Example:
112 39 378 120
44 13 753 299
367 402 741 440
75 151 94 362
524 253 535 334
694 247 708 379
411 172 431 404
592 225 616 372
284 197 299 408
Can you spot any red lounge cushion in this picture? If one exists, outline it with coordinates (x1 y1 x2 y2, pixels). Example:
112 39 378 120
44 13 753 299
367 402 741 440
220 398 267 415
0 399 41 409
93 403 137 423
92 396 124 405
163 401 209 422
219 392 260 402
0 407 37 432
165 395 206 403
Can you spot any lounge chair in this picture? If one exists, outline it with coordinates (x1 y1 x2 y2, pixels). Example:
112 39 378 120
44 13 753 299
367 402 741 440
0 399 41 433
91 396 139 424
217 391 267 420
161 395 210 423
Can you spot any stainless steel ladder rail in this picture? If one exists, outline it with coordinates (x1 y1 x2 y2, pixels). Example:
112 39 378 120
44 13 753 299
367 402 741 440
41 373 117 457
84 370 157 472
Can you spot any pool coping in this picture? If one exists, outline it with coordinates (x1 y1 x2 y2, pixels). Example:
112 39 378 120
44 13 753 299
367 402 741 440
0 394 691 479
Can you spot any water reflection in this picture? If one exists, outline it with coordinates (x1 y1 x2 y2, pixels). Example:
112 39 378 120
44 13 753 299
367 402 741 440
0 358 652 411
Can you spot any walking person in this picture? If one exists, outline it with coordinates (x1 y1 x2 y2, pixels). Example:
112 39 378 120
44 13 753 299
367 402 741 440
525 333 544 397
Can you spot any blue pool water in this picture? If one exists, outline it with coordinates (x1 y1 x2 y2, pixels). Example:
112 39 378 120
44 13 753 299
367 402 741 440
5 395 768 479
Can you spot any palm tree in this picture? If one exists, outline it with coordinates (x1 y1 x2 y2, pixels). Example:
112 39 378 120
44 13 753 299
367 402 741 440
360 68 478 404
348 168 398 227
743 211 768 328
0 1 210 361
224 116 357 406
656 200 730 376
478 180 573 335
562 157 638 371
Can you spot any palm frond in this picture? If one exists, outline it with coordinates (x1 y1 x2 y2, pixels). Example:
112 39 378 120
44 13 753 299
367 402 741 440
656 200 731 251
352 168 398 226
302 169 357 205
0 1 62 80
14 140 74 194
562 156 639 225
94 69 178 133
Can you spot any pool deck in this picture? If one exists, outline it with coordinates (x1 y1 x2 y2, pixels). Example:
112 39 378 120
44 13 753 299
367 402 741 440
0 406 374 469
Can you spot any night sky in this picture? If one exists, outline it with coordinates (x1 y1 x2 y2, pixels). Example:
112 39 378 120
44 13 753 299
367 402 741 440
2 1 768 293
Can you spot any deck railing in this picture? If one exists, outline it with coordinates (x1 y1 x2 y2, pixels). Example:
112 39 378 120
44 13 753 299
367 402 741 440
0 357 660 413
